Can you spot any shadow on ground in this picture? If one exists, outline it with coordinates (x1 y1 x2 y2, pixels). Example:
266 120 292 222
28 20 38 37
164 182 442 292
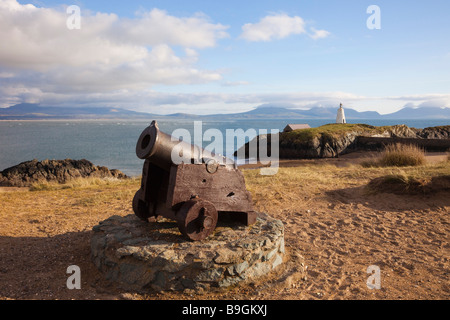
325 184 450 212
0 231 122 299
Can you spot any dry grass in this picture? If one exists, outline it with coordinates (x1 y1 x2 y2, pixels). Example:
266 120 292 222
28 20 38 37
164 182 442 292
243 159 450 215
29 176 135 191
370 174 450 194
0 177 140 238
3 160 448 231
379 143 426 167
366 174 427 195
361 143 426 168
280 123 384 148
4 160 447 237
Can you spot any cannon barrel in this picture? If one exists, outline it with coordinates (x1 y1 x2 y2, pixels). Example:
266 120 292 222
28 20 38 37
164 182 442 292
136 120 234 171
133 120 255 240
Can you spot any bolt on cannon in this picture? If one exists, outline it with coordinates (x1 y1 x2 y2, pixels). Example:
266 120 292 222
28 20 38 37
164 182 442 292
132 121 256 241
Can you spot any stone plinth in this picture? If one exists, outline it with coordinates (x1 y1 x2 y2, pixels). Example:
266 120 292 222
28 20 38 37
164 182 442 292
90 212 285 292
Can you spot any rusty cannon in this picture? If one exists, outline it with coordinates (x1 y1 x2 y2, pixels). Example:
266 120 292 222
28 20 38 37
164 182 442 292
132 121 256 241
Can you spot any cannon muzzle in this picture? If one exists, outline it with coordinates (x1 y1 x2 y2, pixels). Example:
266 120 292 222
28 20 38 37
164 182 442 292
136 120 233 171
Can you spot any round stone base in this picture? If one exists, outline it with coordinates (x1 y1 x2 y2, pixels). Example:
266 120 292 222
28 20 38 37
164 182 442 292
90 212 285 292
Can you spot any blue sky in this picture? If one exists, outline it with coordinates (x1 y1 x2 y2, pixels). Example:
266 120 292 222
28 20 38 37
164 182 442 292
1 0 449 115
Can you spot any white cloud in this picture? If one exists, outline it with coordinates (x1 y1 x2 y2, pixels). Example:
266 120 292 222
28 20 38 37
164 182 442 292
2 79 449 114
309 27 331 40
0 72 15 78
221 81 250 87
0 87 367 112
0 0 227 99
390 95 450 110
0 2 228 71
118 9 229 48
240 13 329 42
240 13 305 42
386 94 450 102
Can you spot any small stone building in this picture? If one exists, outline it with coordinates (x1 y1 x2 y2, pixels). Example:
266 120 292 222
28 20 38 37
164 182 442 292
283 124 311 132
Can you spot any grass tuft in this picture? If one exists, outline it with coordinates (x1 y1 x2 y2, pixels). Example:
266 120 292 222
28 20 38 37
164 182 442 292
379 143 426 167
366 174 427 195
29 176 138 192
366 173 450 195
361 143 426 168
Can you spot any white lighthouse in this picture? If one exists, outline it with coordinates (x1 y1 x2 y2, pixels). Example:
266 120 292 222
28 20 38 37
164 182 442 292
336 103 346 124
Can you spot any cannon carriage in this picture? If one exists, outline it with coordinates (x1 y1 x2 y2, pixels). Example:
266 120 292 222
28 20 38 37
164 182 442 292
132 121 256 241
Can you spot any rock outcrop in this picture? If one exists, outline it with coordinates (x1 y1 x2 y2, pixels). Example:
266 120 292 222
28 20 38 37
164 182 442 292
0 159 128 187
235 124 450 160
418 126 450 139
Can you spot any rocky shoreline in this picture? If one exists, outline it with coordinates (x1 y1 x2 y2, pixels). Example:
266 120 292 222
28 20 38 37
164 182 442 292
0 159 128 187
236 124 450 160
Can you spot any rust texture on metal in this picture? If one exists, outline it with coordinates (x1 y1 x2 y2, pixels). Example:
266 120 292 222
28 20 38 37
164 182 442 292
132 121 256 241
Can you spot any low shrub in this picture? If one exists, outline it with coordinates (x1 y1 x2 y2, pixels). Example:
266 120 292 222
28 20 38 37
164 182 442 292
361 143 426 168
378 143 426 167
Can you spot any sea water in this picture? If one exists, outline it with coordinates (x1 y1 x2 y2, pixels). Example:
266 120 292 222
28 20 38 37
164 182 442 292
0 118 448 176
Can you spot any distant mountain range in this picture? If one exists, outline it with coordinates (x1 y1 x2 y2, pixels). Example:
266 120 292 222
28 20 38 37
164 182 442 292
0 103 151 119
1 103 449 120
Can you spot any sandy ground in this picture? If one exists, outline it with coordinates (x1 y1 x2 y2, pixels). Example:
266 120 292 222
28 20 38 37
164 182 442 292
0 152 449 300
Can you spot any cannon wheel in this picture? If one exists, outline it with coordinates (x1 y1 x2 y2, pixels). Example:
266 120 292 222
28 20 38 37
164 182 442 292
132 189 150 221
176 198 218 241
